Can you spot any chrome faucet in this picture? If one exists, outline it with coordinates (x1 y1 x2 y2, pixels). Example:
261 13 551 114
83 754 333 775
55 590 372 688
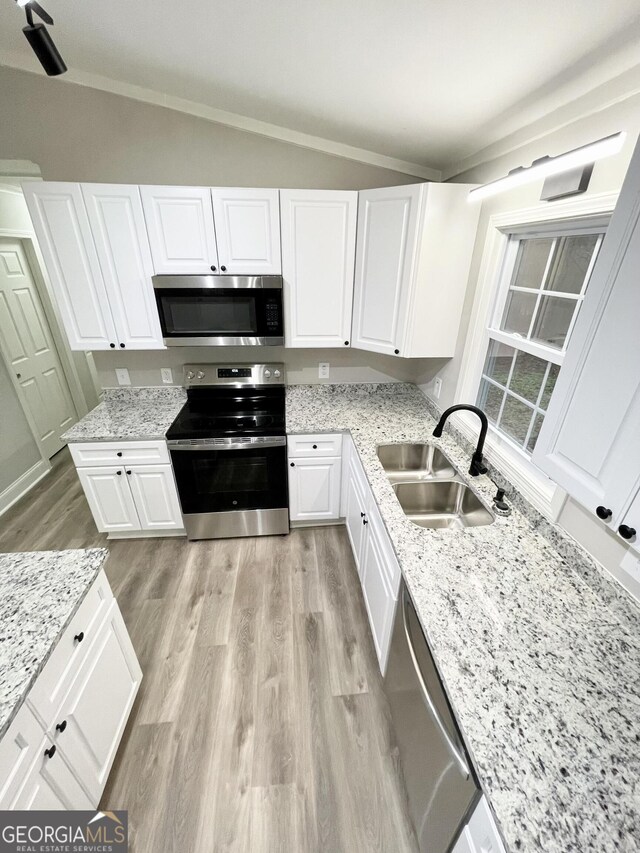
432 404 488 477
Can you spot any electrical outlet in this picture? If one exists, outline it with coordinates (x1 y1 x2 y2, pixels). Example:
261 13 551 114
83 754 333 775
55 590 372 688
161 368 173 384
115 368 131 386
318 362 330 380
433 377 442 399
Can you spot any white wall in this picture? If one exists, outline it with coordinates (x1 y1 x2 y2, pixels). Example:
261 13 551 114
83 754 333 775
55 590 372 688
0 66 423 188
94 347 430 389
420 91 640 598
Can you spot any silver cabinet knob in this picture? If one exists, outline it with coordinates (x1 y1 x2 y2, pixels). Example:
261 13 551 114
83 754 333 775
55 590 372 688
273 369 281 378
186 371 195 380
264 369 272 378
196 371 205 380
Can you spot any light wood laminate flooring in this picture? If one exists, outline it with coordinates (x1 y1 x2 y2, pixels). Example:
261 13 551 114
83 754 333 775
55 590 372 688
1 449 418 853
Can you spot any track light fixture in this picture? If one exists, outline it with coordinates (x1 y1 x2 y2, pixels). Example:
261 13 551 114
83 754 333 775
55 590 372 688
16 0 67 76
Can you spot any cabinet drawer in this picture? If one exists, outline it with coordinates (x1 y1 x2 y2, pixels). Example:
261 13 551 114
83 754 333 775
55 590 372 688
0 704 45 808
288 433 343 458
27 571 113 729
69 440 170 467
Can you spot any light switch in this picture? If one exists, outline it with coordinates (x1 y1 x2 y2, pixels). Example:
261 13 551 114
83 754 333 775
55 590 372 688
115 368 131 386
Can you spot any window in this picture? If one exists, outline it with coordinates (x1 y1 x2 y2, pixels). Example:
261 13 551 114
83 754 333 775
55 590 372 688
477 229 604 455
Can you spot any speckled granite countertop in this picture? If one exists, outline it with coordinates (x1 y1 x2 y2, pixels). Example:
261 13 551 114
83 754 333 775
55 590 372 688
286 383 640 853
0 548 109 738
61 387 187 443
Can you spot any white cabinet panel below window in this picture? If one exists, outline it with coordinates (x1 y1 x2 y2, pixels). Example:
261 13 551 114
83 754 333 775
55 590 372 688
82 184 164 349
77 467 140 533
281 189 357 347
128 464 184 530
140 185 218 274
211 188 281 274
22 182 118 350
288 457 342 522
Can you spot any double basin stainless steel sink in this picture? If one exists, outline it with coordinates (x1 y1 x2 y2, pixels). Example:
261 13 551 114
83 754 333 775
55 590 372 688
377 443 493 530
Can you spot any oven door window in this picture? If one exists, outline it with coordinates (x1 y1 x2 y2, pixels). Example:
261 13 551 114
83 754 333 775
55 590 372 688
171 446 287 514
157 291 258 336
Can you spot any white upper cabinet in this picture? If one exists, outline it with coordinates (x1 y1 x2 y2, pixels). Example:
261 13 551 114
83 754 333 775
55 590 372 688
210 187 281 274
352 182 480 358
533 138 640 544
82 185 164 349
281 189 357 347
140 185 219 274
22 182 118 350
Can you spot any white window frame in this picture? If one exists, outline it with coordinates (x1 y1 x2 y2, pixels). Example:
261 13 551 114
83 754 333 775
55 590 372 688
454 191 618 520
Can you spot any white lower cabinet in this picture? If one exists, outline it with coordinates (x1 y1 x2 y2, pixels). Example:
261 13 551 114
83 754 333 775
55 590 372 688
1 570 142 809
342 435 400 674
72 441 184 536
288 434 343 523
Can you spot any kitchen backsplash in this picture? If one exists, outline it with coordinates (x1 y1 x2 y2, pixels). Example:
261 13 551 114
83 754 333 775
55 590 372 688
93 348 442 388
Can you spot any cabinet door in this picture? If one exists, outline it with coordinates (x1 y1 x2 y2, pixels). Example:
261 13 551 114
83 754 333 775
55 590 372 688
53 601 142 803
22 182 118 350
619 489 640 553
140 186 218 274
288 457 342 522
77 467 140 533
533 140 640 527
0 705 45 808
82 184 164 350
352 185 421 356
210 188 281 274
13 741 93 809
344 455 368 577
281 190 357 347
361 515 396 674
128 464 184 530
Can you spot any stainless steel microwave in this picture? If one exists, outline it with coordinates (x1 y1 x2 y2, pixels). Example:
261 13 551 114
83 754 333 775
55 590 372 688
152 275 284 346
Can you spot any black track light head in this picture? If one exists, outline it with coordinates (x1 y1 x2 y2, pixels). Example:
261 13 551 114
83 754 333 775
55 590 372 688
16 0 67 77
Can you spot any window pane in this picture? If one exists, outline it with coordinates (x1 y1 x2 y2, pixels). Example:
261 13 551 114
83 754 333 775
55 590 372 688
478 379 504 423
501 394 535 445
539 363 560 411
527 413 545 452
482 340 514 386
545 234 599 294
512 239 553 289
501 291 538 336
508 351 547 404
531 295 576 349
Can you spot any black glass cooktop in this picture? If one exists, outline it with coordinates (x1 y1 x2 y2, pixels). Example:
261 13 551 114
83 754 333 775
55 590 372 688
166 386 286 440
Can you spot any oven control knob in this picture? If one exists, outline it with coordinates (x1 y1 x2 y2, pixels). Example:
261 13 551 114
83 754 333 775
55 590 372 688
264 369 272 379
273 369 281 378
196 371 205 380
186 371 195 380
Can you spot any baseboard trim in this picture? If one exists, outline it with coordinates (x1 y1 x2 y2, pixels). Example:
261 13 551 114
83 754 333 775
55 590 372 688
0 459 51 517
106 529 186 540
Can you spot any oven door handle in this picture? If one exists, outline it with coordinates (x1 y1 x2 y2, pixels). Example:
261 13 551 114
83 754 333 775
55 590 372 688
167 437 287 451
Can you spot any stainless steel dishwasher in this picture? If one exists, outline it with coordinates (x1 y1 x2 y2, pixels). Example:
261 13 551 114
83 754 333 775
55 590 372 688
385 581 479 853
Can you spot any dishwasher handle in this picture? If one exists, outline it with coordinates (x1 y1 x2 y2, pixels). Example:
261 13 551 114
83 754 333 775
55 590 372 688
402 590 471 781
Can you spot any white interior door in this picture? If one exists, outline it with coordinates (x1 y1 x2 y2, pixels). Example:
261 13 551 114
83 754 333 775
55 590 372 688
211 188 281 274
281 189 357 347
352 185 420 356
0 239 77 458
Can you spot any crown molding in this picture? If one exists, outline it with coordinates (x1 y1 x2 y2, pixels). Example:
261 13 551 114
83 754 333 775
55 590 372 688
0 52 441 182
442 63 640 180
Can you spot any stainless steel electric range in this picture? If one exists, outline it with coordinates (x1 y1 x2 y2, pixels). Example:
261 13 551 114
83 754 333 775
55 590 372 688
166 363 289 540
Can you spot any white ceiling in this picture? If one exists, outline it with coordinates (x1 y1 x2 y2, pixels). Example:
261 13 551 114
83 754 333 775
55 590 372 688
2 0 640 176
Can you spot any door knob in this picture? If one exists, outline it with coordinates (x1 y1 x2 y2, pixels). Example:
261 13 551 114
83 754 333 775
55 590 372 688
16 373 21 379
618 524 636 540
210 265 217 272
220 265 227 272
44 745 56 759
56 720 67 733
74 632 84 643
